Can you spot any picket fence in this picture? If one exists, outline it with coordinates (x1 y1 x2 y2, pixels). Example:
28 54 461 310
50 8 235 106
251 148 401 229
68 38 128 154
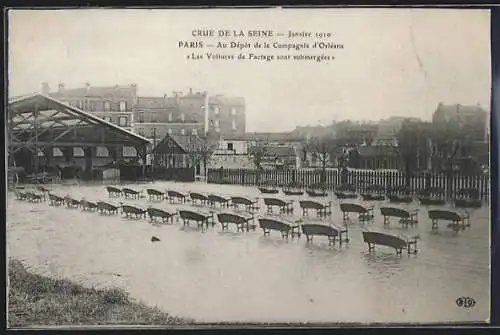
207 168 490 200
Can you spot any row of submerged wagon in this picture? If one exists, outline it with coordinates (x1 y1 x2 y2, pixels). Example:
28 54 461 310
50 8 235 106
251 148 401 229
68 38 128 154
258 183 484 209
11 185 473 256
106 185 473 234
110 185 472 236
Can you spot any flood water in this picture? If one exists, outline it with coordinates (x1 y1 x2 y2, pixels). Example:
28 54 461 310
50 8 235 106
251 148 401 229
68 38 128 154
7 181 490 324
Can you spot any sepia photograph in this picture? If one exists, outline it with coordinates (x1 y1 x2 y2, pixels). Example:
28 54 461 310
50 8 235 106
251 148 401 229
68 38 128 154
6 7 492 327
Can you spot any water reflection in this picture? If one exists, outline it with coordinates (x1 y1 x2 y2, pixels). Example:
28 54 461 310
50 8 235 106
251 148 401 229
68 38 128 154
6 181 490 324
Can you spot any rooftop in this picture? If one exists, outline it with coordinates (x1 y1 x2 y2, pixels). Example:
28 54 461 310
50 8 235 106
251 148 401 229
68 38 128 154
153 134 210 154
48 84 137 99
8 93 151 150
136 96 167 109
208 95 245 106
223 132 304 142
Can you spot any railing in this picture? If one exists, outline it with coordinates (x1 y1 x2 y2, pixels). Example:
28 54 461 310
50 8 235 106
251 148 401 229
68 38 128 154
207 168 490 200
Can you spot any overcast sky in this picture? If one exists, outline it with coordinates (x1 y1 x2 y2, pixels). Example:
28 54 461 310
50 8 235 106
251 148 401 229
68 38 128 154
8 8 491 132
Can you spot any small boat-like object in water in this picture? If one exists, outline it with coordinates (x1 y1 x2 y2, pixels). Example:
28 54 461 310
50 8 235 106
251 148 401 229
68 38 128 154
282 183 304 196
386 186 413 203
258 185 279 194
454 188 482 209
306 189 328 197
360 185 386 201
418 187 446 206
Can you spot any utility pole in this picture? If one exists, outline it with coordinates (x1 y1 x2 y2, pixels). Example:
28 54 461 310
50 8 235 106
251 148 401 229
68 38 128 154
416 130 420 171
152 127 156 182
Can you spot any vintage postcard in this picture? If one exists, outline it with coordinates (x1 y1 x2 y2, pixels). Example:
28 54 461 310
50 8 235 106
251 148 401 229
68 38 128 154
6 7 491 327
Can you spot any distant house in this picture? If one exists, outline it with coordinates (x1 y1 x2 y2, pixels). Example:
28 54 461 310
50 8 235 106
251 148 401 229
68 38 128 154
332 121 378 146
371 116 421 147
215 137 253 155
152 134 210 176
357 146 402 170
260 145 299 169
209 133 303 169
432 103 488 143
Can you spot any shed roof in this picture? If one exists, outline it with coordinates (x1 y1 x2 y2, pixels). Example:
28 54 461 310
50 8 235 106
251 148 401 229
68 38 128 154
8 93 151 151
153 134 209 154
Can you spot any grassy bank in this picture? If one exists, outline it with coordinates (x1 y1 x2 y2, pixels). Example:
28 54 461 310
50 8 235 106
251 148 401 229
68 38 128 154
8 259 194 327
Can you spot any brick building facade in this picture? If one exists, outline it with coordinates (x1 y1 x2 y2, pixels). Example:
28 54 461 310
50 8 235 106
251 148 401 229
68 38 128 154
207 95 246 136
133 89 206 144
45 82 136 132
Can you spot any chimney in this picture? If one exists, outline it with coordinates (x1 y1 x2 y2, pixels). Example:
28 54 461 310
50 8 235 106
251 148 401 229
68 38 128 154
42 82 50 95
58 83 65 92
164 93 168 104
85 82 90 93
189 87 193 95
130 84 138 103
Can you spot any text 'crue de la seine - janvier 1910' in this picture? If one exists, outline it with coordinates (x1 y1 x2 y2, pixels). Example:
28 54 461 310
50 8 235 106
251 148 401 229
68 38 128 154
180 28 344 63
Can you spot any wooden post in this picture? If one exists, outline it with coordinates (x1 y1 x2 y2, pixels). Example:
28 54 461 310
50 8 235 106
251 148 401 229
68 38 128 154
33 104 40 174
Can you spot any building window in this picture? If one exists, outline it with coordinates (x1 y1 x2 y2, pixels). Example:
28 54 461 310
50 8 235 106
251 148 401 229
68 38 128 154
215 119 220 128
232 120 237 130
119 101 127 112
181 113 185 122
103 116 111 122
96 146 109 157
214 106 219 115
168 113 172 122
119 116 128 127
138 112 144 123
192 128 198 136
89 101 97 111
77 100 83 109
122 146 137 157
73 147 84 157
168 128 172 135
216 127 220 133
104 101 111 111
137 128 144 136
151 112 157 123
151 128 157 138
227 142 234 151
180 129 185 135
53 147 63 157
231 107 237 116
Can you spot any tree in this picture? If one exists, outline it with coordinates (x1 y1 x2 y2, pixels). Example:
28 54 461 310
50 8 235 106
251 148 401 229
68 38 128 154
184 135 217 177
248 142 270 170
248 142 272 185
428 120 472 174
303 136 342 190
347 148 361 169
396 120 430 186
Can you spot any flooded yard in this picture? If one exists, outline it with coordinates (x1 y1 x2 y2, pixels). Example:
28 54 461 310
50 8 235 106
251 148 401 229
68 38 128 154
7 181 490 324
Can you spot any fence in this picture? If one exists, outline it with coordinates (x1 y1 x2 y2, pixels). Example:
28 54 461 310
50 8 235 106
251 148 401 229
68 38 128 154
149 167 195 182
207 168 490 200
